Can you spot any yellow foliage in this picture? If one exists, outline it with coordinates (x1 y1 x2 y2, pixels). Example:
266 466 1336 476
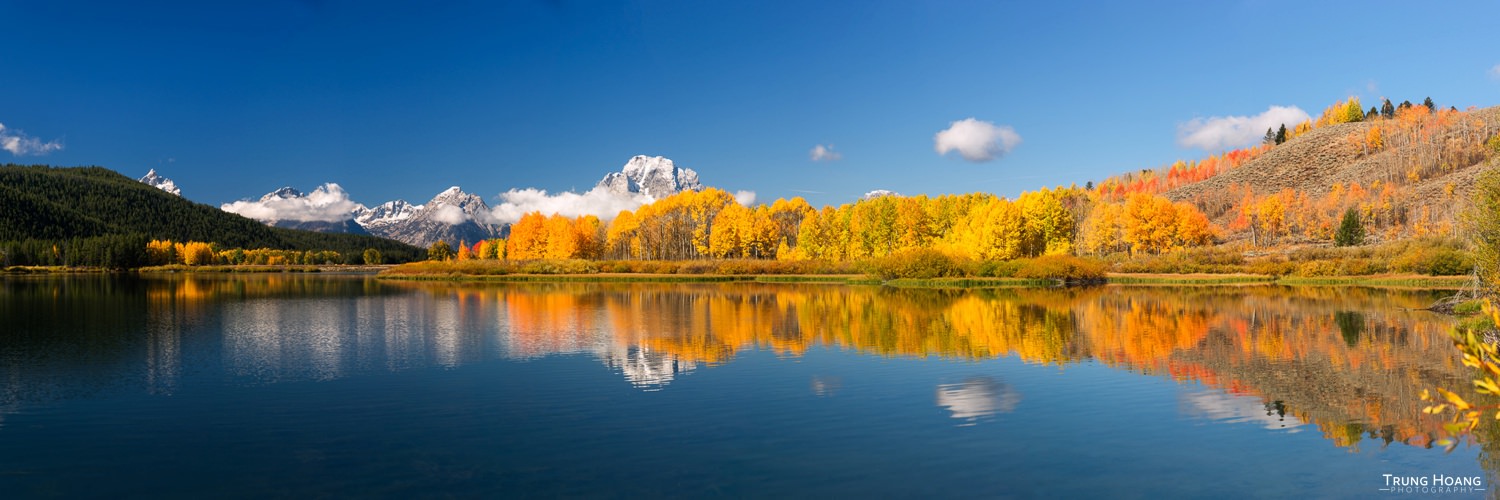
146 239 176 265
177 241 216 266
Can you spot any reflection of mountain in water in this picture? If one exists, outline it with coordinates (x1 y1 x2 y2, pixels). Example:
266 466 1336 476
936 377 1020 422
598 346 697 390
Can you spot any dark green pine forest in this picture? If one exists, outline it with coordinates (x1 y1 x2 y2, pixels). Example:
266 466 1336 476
0 164 422 267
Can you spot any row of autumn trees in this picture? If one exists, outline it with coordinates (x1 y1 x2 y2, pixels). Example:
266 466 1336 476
431 96 1496 264
443 187 1216 263
145 239 387 266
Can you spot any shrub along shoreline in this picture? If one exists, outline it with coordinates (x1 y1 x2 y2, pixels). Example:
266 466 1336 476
375 247 1473 289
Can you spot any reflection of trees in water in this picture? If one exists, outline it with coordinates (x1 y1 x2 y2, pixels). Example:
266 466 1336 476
478 282 1468 453
0 277 1479 457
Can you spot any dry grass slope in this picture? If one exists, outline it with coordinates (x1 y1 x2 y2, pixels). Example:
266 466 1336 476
1166 106 1500 227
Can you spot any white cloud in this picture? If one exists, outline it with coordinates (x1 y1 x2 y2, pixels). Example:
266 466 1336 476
934 118 1021 162
0 122 63 156
1176 105 1312 151
221 183 364 223
733 190 756 206
1490 64 1500 80
488 186 653 225
809 144 841 162
429 204 470 225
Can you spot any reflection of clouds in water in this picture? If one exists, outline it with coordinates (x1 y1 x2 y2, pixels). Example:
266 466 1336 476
1180 389 1303 432
811 376 841 397
936 377 1020 422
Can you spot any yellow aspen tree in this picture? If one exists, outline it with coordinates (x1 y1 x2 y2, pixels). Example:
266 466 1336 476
543 214 579 259
506 212 548 260
709 202 749 258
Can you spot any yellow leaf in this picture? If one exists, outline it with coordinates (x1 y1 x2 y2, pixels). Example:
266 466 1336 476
1437 387 1473 411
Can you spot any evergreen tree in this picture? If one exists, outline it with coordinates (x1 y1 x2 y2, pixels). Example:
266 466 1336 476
1366 106 1378 120
1274 124 1288 145
1399 100 1413 111
1381 99 1395 118
1335 208 1365 247
1423 97 1435 112
1264 127 1277 146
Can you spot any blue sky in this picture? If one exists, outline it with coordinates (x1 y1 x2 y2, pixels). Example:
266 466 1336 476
3 1 1499 210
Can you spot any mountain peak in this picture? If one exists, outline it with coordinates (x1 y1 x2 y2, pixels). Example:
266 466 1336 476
262 186 304 201
597 155 703 199
137 169 181 196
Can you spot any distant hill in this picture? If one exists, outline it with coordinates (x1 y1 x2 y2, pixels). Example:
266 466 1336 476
1088 102 1500 246
1167 106 1500 224
0 164 423 266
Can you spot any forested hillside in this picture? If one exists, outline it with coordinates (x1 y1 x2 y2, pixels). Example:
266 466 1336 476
0 165 422 267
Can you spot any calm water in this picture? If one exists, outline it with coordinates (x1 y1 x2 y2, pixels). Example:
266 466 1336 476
0 275 1492 498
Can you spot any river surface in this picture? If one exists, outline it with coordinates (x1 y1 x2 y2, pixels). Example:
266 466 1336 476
0 275 1492 498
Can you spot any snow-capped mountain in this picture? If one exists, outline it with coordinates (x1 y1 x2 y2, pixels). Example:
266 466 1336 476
226 185 501 248
596 155 703 199
372 187 503 248
261 186 304 201
863 189 900 200
138 169 181 196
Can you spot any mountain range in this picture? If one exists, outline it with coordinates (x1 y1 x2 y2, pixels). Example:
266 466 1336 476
207 155 705 248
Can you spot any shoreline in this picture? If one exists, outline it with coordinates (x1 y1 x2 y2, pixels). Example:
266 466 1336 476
3 265 1472 289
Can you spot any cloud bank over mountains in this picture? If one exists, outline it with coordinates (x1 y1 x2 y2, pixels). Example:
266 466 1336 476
221 184 363 223
487 187 653 225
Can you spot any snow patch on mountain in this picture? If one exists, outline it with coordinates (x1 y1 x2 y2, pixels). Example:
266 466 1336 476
353 199 422 230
